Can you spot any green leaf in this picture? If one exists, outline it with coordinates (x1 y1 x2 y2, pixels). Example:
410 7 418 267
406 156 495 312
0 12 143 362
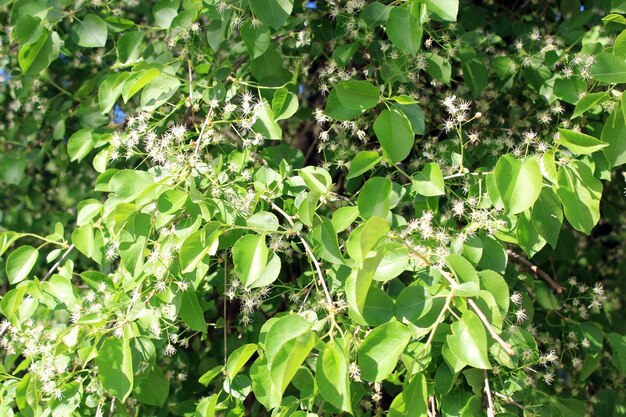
179 290 207 332
447 310 491 369
426 0 458 21
269 333 315 407
425 53 452 84
495 154 542 215
99 72 130 114
335 80 380 110
358 321 411 381
316 340 352 414
271 87 299 121
412 162 445 196
361 2 392 26
324 88 364 121
530 187 563 248
556 160 602 235
153 0 179 29
135 367 169 406
310 220 344 264
96 336 134 401
117 31 144 64
18 30 60 75
250 0 294 29
395 285 433 324
253 100 282 140
122 68 162 103
233 235 269 288
347 150 381 179
387 5 423 56
226 344 258 380
264 314 312 365
74 14 108 48
241 22 271 59
140 74 181 112
590 53 626 84
388 373 428 417
357 177 392 219
614 29 626 58
299 166 332 194
247 211 280 232
72 225 96 260
15 15 42 46
462 59 489 97
194 395 218 417
478 270 509 315
331 206 359 232
572 92 609 119
119 213 151 277
556 129 607 155
446 254 479 284
6 245 38 284
373 242 409 282
601 104 626 167
374 109 414 163
67 129 95 162
346 252 385 325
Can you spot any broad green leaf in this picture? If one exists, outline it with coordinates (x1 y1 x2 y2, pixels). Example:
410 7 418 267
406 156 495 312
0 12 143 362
194 394 218 417
495 154 542 214
412 162 445 196
361 286 394 326
446 254 479 284
140 74 181 112
478 270 509 315
517 212 547 258
271 87 299 121
387 5 422 56
425 53 452 84
388 373 428 417
74 14 108 48
615 29 626 58
373 242 409 282
241 22 271 59
530 187 563 248
122 68 161 103
462 59 489 97
572 92 609 119
233 235 269 288
250 253 281 288
299 166 332 194
324 88 364 121
247 211 280 232
392 103 425 135
153 0 179 28
253 100 282 140
18 30 60 75
265 314 312 364
77 199 103 226
96 336 134 401
357 176 392 219
117 31 144 64
331 206 359 232
346 252 384 325
374 109 414 163
15 15 42 46
358 321 411 381
179 290 207 332
310 220 344 264
346 216 390 262
99 72 130 114
67 129 95 162
361 2 392 26
601 104 626 167
394 285 433 324
556 129 607 155
269 333 315 407
556 160 602 235
250 0 294 29
426 0 458 21
135 367 169 406
226 344 258 380
335 80 380 110
590 53 626 84
6 245 38 284
347 150 381 179
447 310 491 369
72 225 95 260
316 340 352 414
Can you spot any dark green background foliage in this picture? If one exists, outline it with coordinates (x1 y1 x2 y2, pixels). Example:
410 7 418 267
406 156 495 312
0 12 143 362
0 0 625 416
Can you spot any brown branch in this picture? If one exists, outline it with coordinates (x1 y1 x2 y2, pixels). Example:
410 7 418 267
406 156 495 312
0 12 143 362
506 249 563 294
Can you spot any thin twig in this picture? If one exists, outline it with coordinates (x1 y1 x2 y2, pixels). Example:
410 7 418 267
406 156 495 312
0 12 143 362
42 244 75 281
507 249 563 294
484 370 495 417
108 398 116 417
223 254 228 369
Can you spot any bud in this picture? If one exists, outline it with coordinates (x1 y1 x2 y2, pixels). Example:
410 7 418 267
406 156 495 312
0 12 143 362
474 112 482 119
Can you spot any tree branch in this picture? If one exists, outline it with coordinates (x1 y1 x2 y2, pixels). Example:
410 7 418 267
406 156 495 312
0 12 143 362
506 249 563 294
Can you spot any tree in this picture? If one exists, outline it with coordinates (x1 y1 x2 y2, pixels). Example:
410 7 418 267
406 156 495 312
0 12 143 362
0 0 625 416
